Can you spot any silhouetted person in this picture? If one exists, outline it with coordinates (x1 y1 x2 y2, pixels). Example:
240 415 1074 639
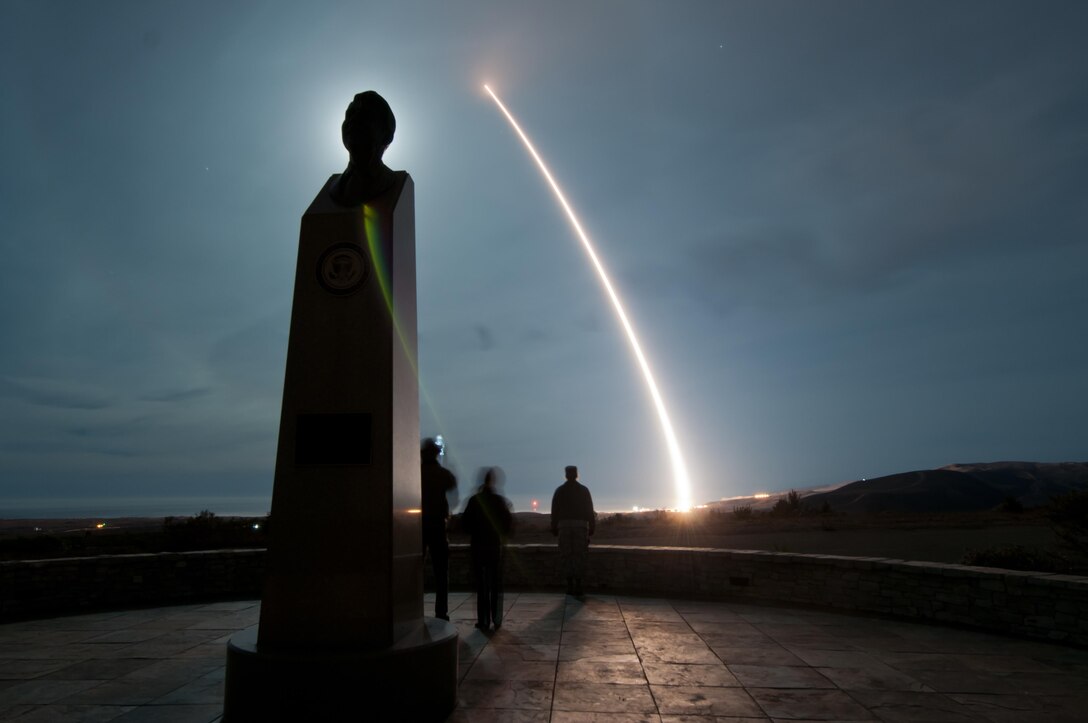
461 467 513 631
551 465 595 596
421 438 458 620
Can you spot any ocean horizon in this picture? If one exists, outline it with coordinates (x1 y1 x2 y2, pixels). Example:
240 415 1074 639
0 496 273 520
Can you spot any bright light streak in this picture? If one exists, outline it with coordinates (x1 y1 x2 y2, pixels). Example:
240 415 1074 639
483 83 694 511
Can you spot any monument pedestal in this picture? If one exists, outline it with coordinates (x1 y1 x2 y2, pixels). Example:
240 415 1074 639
223 127 456 720
224 618 456 721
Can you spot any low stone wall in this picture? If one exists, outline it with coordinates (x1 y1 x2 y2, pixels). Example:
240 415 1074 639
3 545 1086 647
0 549 266 621
441 544 1088 646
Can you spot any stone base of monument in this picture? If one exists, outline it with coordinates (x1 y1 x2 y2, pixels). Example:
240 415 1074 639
222 617 457 722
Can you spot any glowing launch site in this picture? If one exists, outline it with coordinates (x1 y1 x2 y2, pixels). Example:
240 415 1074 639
483 84 694 512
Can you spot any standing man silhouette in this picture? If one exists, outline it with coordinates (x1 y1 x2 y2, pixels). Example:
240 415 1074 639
461 467 513 631
550 465 596 597
421 438 457 620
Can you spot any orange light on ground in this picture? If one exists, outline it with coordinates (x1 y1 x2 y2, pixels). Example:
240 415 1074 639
531 499 539 512
95 523 106 529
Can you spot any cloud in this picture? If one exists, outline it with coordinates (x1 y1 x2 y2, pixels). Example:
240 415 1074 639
140 387 213 403
618 55 1088 320
474 325 495 351
0 376 113 410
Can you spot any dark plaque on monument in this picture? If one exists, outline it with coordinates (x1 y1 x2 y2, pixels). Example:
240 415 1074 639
223 91 457 721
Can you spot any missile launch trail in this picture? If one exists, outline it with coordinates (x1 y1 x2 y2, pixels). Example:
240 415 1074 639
484 84 694 511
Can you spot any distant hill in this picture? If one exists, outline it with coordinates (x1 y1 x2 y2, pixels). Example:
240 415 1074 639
800 461 1088 514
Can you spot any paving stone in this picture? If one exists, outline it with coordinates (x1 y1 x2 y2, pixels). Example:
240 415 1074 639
497 617 565 632
445 709 550 722
620 608 685 624
845 690 981 722
677 610 746 624
633 634 719 665
945 691 1074 721
481 643 559 662
746 688 875 720
0 678 102 706
456 679 553 710
814 665 932 692
553 681 657 714
58 676 186 707
700 631 779 649
49 659 154 681
728 665 836 689
625 619 690 633
563 622 632 637
560 642 640 662
0 659 81 680
465 658 556 682
151 673 224 705
0 703 136 722
641 662 740 687
908 669 1030 695
686 621 764 637
487 627 562 646
0 703 35 720
709 646 805 667
558 658 647 685
4 592 1088 721
954 654 1065 673
82 630 165 645
109 703 222 722
553 713 662 722
660 716 769 723
651 684 765 717
790 650 884 669
870 651 973 672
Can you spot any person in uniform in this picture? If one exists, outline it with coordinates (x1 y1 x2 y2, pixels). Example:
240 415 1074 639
550 465 596 596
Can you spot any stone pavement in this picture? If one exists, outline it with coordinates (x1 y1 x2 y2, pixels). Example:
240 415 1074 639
1 593 1087 722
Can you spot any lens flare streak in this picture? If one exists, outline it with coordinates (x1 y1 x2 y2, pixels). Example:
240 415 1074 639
483 84 693 511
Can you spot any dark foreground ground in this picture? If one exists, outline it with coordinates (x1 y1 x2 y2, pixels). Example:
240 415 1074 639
2 592 1087 722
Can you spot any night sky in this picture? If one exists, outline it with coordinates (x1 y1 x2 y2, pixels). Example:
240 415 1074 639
2 1 1086 514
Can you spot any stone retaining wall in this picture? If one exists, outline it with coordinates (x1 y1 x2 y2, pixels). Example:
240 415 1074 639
3 545 1086 646
0 549 266 620
445 545 1087 646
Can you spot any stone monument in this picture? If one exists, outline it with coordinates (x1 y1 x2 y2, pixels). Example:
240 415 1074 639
223 91 458 721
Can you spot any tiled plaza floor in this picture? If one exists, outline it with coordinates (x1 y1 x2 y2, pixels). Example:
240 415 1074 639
1 593 1087 721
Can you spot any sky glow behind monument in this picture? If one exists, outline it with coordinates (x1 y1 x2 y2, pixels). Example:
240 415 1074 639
1 3 1086 516
484 84 694 512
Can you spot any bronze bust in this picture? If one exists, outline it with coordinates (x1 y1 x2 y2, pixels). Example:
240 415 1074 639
330 91 397 206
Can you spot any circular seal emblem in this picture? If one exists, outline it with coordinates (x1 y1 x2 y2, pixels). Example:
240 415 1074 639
316 243 369 296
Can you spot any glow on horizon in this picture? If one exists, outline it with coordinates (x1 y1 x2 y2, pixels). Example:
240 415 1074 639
483 83 694 512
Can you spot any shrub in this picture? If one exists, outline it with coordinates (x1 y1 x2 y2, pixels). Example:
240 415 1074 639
0 535 65 560
162 511 266 551
597 513 630 528
770 490 803 517
1048 490 1088 554
732 504 753 520
998 496 1024 514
